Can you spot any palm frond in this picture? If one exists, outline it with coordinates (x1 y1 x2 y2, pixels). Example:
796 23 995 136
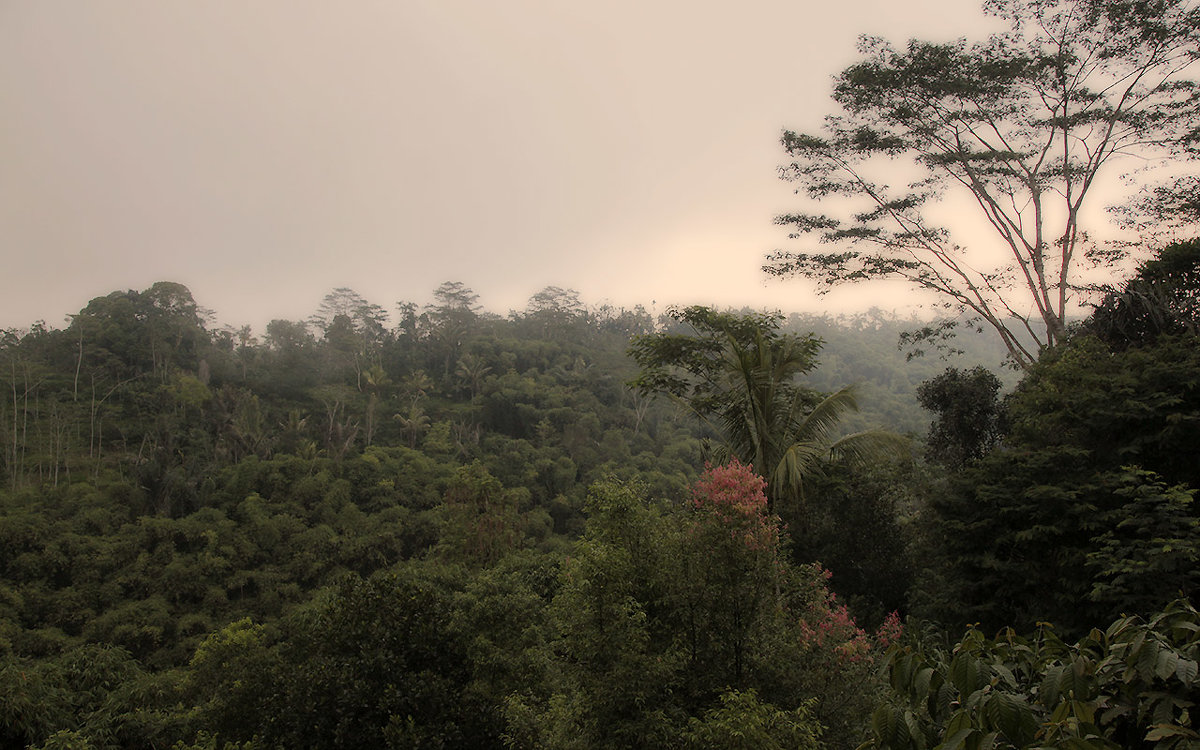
790 385 860 447
828 429 912 465
773 440 828 499
708 441 735 467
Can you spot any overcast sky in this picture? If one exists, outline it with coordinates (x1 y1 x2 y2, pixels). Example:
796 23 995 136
2 0 1003 332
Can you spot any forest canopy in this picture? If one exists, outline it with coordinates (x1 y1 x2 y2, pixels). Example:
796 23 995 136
5 1 1200 745
2 241 1198 747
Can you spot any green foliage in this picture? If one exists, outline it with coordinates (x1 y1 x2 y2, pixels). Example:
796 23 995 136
769 0 1200 367
0 282 940 747
451 551 558 707
1086 239 1200 350
797 462 916 627
861 600 1200 750
170 732 255 750
923 451 1200 634
2 651 67 748
630 305 908 509
186 618 273 741
629 306 822 417
916 367 1004 468
176 553 566 750
2 643 183 750
916 247 1200 633
529 480 680 749
521 469 895 749
1005 334 1200 491
251 566 501 748
682 689 823 750
438 462 532 565
1087 470 1200 615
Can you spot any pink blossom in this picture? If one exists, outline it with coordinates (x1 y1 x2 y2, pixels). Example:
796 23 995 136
691 460 768 518
875 611 903 649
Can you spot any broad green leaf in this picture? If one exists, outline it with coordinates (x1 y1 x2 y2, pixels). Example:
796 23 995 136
937 727 975 750
992 663 1018 689
904 711 926 750
950 654 984 695
932 677 956 720
1156 649 1180 681
1137 638 1162 681
945 711 974 739
873 705 900 748
1145 723 1198 741
1176 657 1198 684
1040 665 1064 706
1071 699 1097 725
994 692 1038 746
915 666 934 701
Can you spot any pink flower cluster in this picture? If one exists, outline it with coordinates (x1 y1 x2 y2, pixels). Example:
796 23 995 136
795 566 903 664
691 460 769 518
691 461 779 551
874 610 904 650
797 596 871 662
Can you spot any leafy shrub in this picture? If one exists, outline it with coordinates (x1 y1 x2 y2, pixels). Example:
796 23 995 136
861 601 1200 749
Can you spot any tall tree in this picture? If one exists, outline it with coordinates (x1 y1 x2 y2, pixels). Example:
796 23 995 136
423 282 482 380
523 470 887 749
309 287 387 337
518 286 589 341
766 0 1200 369
141 281 208 381
630 307 907 509
310 288 389 388
918 244 1200 631
362 364 390 446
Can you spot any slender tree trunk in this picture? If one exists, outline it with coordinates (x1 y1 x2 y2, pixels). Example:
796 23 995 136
74 326 83 402
7 360 17 491
19 363 30 487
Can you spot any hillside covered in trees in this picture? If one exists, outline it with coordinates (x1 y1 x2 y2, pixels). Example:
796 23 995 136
2 235 1199 749
7 0 1200 744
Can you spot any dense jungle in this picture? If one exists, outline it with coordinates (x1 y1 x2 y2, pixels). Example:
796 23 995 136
7 0 1200 743
3 237 1200 749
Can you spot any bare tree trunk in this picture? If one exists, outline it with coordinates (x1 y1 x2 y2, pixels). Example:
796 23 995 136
73 326 83 402
7 360 17 491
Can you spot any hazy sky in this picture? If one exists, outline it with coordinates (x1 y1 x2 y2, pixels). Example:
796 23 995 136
2 0 1001 332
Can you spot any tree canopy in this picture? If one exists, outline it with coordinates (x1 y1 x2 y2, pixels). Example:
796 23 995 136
1084 237 1200 347
767 0 1200 368
7 256 1200 747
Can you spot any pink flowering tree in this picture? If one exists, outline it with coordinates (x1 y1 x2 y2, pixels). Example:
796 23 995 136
678 461 784 693
531 467 901 747
690 459 782 553
681 461 901 743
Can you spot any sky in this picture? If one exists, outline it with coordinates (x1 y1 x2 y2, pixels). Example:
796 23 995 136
2 0 1005 332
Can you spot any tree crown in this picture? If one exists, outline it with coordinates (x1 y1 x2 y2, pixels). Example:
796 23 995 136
768 0 1200 368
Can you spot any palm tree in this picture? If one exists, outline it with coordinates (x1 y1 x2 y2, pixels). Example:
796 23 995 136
394 402 431 450
454 354 491 403
363 364 390 446
402 370 433 406
395 370 433 449
632 306 909 511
